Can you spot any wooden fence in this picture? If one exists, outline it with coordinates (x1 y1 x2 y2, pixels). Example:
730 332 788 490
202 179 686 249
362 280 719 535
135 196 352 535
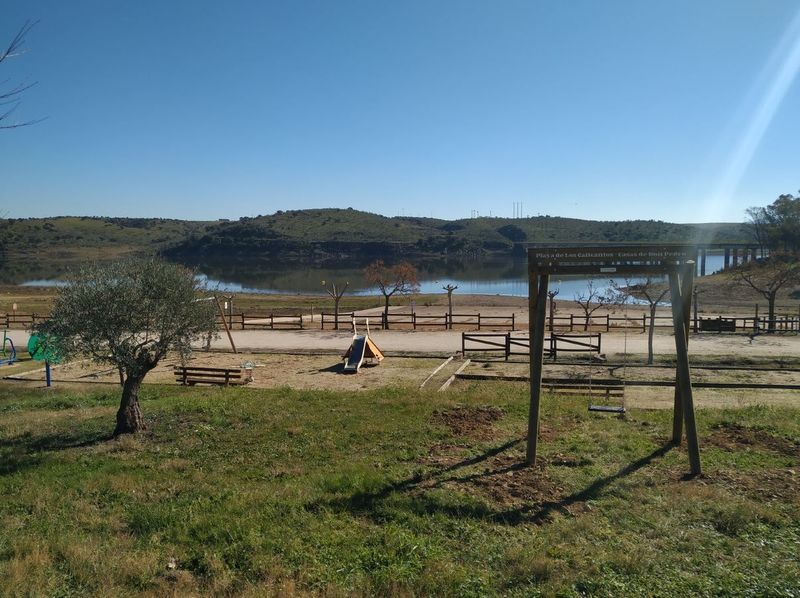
0 313 48 329
548 313 799 334
320 312 356 330
381 312 515 331
462 332 601 360
214 313 305 330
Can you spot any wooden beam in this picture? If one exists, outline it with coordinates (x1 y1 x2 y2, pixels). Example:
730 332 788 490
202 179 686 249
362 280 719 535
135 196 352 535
526 273 549 464
669 268 701 474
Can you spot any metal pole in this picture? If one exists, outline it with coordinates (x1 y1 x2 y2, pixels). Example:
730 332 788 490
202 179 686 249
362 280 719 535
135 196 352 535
526 272 549 464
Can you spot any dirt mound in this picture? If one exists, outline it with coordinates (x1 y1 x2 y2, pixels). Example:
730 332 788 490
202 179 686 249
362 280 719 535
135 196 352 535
433 405 504 439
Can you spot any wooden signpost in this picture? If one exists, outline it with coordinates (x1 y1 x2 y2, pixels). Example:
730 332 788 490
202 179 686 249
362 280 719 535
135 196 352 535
527 245 702 475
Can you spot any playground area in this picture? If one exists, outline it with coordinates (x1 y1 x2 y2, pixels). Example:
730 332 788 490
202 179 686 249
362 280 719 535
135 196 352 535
3 325 799 409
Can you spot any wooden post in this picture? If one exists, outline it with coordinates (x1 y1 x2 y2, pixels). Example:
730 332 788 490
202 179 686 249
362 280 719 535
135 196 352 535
214 297 237 354
669 267 701 474
526 273 549 465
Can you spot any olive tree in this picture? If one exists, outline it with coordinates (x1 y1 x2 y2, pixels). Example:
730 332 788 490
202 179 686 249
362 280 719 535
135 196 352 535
363 259 420 329
36 257 217 435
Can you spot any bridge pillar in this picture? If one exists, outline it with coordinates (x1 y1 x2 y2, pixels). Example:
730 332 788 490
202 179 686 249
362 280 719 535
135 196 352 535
732 248 739 267
699 249 707 276
724 248 731 268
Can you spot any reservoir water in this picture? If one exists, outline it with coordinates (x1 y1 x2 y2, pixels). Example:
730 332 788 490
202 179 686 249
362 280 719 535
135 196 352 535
15 254 727 297
196 253 728 297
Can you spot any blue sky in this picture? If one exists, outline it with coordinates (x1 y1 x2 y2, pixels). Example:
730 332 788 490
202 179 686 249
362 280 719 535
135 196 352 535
2 1 799 223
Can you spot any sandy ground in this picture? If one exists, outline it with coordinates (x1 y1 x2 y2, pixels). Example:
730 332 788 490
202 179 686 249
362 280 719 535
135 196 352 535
2 294 798 408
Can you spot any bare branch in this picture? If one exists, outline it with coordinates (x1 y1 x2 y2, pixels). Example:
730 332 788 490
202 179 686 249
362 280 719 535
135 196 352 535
0 20 45 129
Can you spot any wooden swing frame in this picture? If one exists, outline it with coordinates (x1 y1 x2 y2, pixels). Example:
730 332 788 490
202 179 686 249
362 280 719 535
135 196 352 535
526 245 702 475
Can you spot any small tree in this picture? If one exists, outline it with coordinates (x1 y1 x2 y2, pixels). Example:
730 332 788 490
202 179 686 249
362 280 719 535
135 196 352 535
363 259 420 329
574 277 614 331
322 280 349 330
547 284 560 331
438 282 458 329
612 276 669 364
35 257 217 435
729 252 800 333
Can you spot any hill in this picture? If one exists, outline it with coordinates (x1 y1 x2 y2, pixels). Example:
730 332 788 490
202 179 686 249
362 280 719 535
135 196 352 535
161 208 749 262
1 210 749 274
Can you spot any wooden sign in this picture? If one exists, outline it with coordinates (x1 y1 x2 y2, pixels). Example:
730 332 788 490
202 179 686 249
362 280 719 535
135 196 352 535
528 245 697 274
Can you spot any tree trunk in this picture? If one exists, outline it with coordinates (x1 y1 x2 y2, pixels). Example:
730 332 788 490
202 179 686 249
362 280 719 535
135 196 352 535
448 292 454 330
647 305 657 364
334 297 340 331
767 291 777 333
114 374 147 436
384 295 391 329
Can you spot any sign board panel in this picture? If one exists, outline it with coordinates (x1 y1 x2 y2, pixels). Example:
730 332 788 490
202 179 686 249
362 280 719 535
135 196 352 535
528 245 697 275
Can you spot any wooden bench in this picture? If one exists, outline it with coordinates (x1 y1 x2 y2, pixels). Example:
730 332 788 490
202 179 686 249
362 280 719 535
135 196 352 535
174 365 248 386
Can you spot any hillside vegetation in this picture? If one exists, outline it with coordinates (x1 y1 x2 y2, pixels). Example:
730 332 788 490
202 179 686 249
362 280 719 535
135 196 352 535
1 209 749 267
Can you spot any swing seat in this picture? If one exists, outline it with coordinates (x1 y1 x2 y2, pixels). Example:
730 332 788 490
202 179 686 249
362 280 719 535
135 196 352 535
589 383 625 413
588 404 626 413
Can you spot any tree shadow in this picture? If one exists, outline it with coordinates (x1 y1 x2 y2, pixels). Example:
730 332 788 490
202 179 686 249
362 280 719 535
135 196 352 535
0 430 110 477
313 439 676 526
493 443 675 525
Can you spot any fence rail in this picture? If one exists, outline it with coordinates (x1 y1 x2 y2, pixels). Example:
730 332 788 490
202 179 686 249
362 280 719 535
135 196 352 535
0 313 48 329
462 332 601 360
214 313 305 330
548 313 799 334
382 312 515 331
320 312 355 330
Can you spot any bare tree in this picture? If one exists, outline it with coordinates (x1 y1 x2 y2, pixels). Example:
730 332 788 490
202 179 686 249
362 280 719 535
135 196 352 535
729 252 800 333
363 260 421 329
1 20 44 129
612 276 669 364
438 282 458 329
323 280 349 330
574 277 614 331
547 285 560 331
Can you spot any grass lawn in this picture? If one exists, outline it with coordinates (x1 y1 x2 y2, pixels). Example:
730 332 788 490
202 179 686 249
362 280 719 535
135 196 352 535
0 380 797 597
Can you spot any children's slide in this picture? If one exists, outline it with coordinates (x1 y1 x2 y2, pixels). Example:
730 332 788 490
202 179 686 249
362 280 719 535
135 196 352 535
343 335 367 373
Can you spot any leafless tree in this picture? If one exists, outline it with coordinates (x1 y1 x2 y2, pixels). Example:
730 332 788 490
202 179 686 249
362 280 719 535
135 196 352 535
323 280 349 330
730 252 800 333
612 276 669 364
574 277 614 331
440 282 458 329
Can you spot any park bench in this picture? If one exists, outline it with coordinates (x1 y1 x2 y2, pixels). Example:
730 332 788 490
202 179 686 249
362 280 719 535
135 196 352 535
174 365 248 387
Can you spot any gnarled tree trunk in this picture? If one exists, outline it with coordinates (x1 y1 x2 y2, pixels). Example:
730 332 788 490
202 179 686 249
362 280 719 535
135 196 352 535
114 374 147 436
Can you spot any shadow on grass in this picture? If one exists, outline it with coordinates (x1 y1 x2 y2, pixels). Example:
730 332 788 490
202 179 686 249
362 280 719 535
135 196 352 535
314 439 676 526
0 429 110 477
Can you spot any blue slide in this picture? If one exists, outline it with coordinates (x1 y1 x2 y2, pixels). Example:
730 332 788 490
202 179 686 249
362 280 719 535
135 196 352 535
343 335 367 373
